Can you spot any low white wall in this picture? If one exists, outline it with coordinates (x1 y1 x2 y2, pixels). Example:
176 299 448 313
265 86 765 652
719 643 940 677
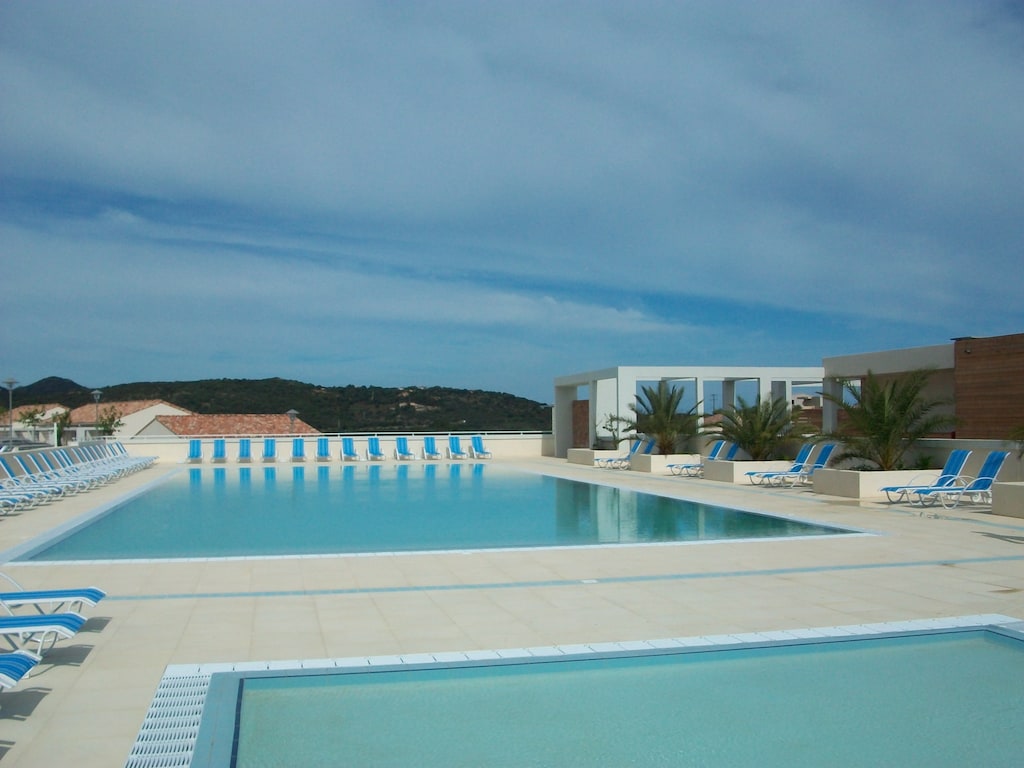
629 454 697 473
123 433 552 464
992 483 1024 519
704 460 791 484
813 469 927 500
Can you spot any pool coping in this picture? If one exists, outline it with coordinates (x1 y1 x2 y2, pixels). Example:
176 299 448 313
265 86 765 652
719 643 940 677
126 613 1024 768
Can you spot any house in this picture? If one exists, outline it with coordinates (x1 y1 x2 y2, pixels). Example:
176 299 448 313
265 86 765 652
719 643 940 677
136 413 320 437
67 400 194 442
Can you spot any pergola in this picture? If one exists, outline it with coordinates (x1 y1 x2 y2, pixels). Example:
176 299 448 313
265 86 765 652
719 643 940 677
553 365 824 457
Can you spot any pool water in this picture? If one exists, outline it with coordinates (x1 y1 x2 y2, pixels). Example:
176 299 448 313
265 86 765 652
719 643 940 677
229 629 1024 767
22 464 848 561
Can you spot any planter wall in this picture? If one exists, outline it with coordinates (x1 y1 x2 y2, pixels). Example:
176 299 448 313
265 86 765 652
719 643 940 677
992 483 1024 519
630 454 696 473
704 460 791 484
567 448 619 466
812 468 936 500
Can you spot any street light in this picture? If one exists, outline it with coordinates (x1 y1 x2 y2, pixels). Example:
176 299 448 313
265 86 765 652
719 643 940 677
92 390 102 439
3 378 16 447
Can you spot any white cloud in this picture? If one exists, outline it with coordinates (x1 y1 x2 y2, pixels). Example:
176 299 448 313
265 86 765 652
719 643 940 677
2 1 1023 399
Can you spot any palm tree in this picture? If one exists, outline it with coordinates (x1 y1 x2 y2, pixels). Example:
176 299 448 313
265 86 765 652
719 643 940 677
821 369 955 470
617 381 699 455
711 395 807 460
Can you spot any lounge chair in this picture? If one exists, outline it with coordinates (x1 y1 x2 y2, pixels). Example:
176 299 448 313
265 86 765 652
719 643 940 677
447 436 469 459
880 449 973 503
237 438 252 463
470 435 493 459
595 439 642 469
0 612 87 655
341 437 363 462
186 439 203 464
598 439 655 469
422 436 443 460
315 437 332 462
261 438 277 463
394 437 417 460
745 443 814 485
366 437 387 461
758 444 836 486
211 439 227 463
0 457 67 500
913 450 1011 510
290 438 306 463
0 649 40 691
667 441 739 477
1 573 105 615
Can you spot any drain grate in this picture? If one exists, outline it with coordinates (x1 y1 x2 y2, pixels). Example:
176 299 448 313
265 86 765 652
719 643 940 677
124 674 211 768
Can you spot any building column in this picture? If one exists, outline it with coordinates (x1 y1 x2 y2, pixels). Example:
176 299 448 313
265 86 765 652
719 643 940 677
821 378 844 433
553 384 577 457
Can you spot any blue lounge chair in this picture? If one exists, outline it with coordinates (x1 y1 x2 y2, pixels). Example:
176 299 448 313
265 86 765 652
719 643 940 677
448 436 468 459
470 435 493 459
315 437 331 462
0 612 87 655
261 438 277 463
186 439 203 464
394 437 417 461
758 444 836 486
422 436 442 460
211 439 227 464
290 438 306 462
595 439 642 469
1 574 105 614
367 437 387 461
237 438 252 463
668 441 739 477
913 450 1011 510
0 649 40 691
745 443 814 485
880 449 973 503
341 437 362 462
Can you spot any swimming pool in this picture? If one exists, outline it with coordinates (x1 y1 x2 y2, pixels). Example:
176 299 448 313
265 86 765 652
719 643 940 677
137 616 1024 768
16 464 852 561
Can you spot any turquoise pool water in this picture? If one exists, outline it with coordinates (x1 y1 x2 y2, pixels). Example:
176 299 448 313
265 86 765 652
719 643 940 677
21 464 848 561
220 629 1024 767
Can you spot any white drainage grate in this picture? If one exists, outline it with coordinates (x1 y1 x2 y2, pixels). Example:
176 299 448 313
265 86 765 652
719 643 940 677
124 674 211 768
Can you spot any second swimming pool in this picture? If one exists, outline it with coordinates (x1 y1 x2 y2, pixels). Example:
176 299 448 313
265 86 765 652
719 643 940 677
20 464 853 561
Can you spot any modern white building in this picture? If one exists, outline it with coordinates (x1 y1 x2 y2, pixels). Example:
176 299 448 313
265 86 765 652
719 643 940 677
553 365 823 457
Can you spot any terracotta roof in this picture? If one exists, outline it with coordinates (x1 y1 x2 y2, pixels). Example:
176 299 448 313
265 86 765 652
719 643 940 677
151 414 321 436
11 403 67 421
68 399 191 424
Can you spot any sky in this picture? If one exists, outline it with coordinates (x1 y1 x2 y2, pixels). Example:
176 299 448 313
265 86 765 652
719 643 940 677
2 1 1022 404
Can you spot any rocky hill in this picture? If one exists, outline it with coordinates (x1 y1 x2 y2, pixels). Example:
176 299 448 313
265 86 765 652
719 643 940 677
12 377 551 433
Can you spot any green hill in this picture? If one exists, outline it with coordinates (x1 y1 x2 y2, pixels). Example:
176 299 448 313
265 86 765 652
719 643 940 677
13 377 551 433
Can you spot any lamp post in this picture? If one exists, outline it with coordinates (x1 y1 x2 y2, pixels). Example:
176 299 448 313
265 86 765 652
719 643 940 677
92 390 102 439
3 378 16 447
286 409 299 433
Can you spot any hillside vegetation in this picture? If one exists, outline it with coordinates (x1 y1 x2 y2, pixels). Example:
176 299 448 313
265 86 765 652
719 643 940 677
16 377 552 433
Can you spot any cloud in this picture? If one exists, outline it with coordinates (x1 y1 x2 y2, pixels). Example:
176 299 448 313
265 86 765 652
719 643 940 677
1 1 1022 400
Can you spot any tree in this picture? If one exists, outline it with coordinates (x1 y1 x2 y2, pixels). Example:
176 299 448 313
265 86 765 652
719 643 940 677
821 369 956 470
617 381 699 455
18 406 45 429
711 395 809 460
1007 425 1024 460
96 406 124 437
53 408 72 446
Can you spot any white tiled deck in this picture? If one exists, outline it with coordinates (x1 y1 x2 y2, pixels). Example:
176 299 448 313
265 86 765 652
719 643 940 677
2 457 1024 766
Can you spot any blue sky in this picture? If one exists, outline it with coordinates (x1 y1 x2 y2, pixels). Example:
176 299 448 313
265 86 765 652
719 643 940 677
2 1 1022 403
